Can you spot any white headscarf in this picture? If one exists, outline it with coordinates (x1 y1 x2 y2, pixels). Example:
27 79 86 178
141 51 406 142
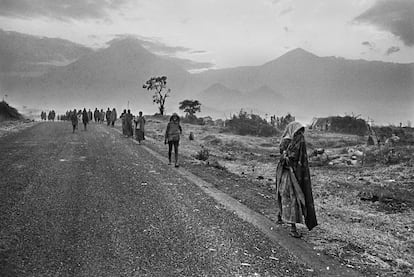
281 121 304 140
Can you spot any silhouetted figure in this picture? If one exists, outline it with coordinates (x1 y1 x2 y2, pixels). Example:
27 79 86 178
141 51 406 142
110 108 117 127
88 109 93 122
120 109 127 136
94 108 99 122
125 110 133 137
82 108 89 131
70 109 78 133
106 108 111 126
134 111 146 143
100 109 105 123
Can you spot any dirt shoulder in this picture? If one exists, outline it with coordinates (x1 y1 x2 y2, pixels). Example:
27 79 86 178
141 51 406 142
139 117 414 277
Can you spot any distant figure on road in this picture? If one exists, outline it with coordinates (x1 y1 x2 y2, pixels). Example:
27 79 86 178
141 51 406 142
100 109 105 123
120 109 127 136
106 108 111 126
125 110 133 137
110 108 117 127
165 113 182 167
134 111 146 144
94 108 99 122
275 121 317 238
70 109 78 133
82 108 89 131
88 109 93 122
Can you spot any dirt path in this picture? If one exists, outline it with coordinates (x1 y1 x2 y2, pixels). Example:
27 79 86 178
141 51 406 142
1 122 357 276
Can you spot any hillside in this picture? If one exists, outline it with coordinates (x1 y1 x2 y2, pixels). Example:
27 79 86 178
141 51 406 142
5 37 194 114
0 101 23 121
0 29 92 77
2 29 413 124
195 48 414 123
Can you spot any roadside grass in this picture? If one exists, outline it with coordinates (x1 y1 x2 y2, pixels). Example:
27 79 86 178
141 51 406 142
141 116 414 276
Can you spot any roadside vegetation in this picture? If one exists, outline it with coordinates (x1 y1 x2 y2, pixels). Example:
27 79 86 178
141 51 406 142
143 113 414 277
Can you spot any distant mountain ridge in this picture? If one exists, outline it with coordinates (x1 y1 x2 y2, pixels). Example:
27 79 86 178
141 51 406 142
2 29 413 124
0 29 92 77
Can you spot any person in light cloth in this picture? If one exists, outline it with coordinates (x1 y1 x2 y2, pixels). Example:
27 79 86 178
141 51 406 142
276 121 317 237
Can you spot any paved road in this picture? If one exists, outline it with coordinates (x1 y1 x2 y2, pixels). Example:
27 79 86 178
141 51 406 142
0 122 319 276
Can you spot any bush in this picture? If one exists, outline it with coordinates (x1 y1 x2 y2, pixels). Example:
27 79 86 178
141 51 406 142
329 116 367 135
195 146 210 161
181 115 205 125
225 110 279 137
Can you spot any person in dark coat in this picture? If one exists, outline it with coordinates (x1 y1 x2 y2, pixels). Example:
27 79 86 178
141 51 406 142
134 111 146 143
165 113 182 167
70 109 78 133
82 108 89 131
275 121 317 238
110 108 117 127
106 108 111 126
125 110 133 137
88 109 93 122
94 108 99 122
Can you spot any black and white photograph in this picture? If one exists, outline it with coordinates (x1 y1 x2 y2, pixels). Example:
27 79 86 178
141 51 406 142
0 0 413 276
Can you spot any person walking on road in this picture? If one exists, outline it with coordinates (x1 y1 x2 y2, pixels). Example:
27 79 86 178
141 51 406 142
134 111 146 144
165 113 182 167
275 121 317 238
94 108 99 122
100 109 105 123
105 108 111 126
82 108 89 131
125 110 134 137
88 109 93 122
120 109 127 136
110 108 117 127
70 109 78 133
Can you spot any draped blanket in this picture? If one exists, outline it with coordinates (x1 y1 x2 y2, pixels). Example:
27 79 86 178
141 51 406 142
276 124 318 231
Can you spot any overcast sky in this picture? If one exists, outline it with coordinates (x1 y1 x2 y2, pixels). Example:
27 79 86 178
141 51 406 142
0 0 413 69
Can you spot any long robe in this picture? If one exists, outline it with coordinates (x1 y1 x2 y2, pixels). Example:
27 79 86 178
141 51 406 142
276 122 317 231
125 113 133 137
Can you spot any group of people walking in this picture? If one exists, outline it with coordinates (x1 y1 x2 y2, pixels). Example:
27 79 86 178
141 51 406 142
40 110 56 121
65 108 316 237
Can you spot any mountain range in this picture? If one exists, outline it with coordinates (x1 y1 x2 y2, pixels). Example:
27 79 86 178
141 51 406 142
1 29 413 124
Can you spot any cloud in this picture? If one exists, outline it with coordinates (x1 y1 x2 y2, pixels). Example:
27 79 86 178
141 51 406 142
385 46 400 55
0 0 128 20
111 34 214 70
354 0 414 46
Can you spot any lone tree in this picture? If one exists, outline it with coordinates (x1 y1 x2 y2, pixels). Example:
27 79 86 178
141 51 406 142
143 76 170 115
179 100 201 119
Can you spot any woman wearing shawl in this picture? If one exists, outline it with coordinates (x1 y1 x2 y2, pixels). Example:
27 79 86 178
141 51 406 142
165 113 182 167
276 122 317 237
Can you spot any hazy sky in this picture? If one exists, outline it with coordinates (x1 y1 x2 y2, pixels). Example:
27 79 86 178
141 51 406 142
0 0 413 69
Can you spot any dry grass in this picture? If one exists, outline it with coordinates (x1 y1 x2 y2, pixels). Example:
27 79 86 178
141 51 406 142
144 116 414 276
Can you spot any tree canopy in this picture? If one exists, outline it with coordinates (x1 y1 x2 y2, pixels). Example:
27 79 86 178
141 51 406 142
179 100 201 118
143 76 170 115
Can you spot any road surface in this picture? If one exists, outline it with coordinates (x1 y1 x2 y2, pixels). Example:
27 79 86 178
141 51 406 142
0 122 348 276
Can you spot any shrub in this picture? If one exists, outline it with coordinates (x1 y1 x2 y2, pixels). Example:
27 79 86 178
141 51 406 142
195 146 210 161
225 110 279 137
181 115 205 125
